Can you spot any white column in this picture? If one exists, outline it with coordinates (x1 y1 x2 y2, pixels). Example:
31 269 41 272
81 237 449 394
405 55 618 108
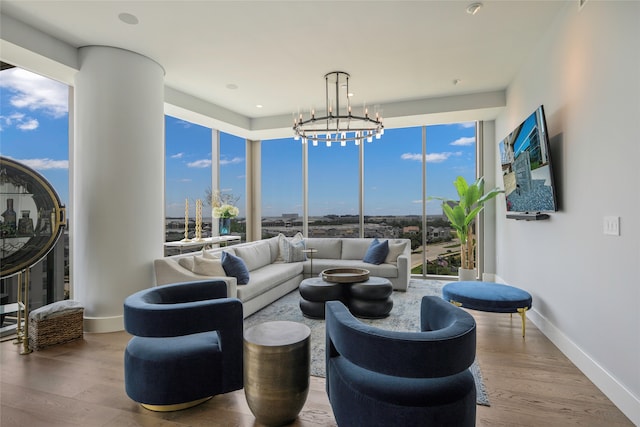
73 46 164 332
245 139 261 242
211 129 220 236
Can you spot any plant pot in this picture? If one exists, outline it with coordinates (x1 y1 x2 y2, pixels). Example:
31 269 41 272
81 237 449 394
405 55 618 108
458 267 477 281
219 218 231 235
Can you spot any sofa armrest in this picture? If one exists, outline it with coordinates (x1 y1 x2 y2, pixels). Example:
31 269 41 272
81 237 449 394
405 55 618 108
153 258 238 298
396 254 410 292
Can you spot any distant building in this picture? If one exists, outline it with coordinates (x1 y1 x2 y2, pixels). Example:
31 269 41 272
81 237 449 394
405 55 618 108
426 226 451 239
403 225 420 234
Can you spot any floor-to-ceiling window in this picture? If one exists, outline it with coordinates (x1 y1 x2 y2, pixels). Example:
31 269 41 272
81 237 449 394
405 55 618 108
424 122 477 277
307 140 359 237
219 132 246 239
261 138 303 238
164 116 213 243
364 126 423 269
0 64 69 325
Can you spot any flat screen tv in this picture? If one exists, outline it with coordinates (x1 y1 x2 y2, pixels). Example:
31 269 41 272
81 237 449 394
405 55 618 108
499 105 558 220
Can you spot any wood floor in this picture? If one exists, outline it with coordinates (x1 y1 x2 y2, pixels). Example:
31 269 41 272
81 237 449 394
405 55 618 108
1 309 633 427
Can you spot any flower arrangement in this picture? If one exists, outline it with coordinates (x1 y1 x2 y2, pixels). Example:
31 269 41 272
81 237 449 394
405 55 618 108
206 188 240 218
213 203 239 219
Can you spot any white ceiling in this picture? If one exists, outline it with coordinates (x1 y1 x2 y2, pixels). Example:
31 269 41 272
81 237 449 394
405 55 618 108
0 0 567 137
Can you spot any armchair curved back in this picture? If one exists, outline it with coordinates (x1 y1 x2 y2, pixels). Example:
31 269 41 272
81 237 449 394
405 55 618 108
325 296 477 426
123 280 244 406
326 296 475 378
124 280 241 338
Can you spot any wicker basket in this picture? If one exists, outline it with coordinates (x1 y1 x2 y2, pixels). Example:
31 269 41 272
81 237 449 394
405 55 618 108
29 308 84 351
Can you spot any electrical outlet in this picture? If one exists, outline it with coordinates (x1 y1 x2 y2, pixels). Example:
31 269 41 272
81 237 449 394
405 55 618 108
603 216 620 236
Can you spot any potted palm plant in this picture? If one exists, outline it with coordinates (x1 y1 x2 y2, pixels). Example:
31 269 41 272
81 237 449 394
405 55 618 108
432 176 503 280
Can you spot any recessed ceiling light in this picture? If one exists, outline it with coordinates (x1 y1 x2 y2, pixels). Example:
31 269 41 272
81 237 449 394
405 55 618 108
466 3 483 15
118 12 139 25
226 83 238 90
256 104 263 108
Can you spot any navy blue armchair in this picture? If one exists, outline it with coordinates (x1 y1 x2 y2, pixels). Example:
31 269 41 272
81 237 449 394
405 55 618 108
325 296 477 426
124 280 243 411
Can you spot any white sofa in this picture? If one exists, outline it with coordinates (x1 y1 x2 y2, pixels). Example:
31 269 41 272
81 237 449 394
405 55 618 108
154 236 411 318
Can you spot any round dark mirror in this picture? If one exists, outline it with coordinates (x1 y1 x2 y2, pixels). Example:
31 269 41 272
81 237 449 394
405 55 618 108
1 156 66 278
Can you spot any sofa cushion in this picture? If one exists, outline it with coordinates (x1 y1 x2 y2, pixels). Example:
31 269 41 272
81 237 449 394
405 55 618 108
279 233 306 262
281 239 306 262
236 262 303 301
221 251 250 285
192 256 226 276
234 241 271 271
342 238 374 260
177 252 225 276
304 238 342 259
385 239 409 264
177 256 195 271
266 235 281 263
363 239 389 265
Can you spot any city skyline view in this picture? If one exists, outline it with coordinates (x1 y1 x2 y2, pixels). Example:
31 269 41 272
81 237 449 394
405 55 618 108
2 67 478 219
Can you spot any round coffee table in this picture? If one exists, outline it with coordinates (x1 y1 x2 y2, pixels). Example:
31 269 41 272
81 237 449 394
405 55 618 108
244 321 311 426
349 277 394 318
299 277 346 319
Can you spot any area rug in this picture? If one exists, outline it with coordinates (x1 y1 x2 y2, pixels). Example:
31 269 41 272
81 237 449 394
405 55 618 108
244 279 490 406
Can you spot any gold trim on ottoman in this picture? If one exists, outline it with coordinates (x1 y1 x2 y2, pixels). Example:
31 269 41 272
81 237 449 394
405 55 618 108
141 396 212 412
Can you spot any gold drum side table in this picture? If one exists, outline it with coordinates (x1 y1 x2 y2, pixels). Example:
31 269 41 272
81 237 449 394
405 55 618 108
244 320 311 426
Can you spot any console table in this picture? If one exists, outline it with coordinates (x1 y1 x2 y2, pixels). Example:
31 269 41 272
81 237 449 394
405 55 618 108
163 235 240 255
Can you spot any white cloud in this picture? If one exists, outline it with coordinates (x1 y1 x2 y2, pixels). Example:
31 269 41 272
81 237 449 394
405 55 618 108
459 122 476 128
220 157 244 165
17 118 39 131
179 178 192 182
451 136 475 146
0 112 40 132
402 152 462 163
18 158 68 170
400 153 422 161
171 152 184 159
187 159 212 168
0 68 68 118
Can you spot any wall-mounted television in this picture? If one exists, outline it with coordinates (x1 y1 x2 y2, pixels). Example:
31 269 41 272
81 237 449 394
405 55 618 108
499 105 558 220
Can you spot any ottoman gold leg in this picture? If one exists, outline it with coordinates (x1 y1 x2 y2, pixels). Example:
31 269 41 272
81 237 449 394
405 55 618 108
517 307 528 338
449 300 462 307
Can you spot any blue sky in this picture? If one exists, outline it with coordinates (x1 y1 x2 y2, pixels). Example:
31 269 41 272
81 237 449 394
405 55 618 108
2 67 477 219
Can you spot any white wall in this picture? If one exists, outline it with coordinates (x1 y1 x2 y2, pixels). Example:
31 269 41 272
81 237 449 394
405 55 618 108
494 2 640 423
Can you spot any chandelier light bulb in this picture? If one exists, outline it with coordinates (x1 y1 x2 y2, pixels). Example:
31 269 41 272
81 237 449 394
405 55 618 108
292 71 383 147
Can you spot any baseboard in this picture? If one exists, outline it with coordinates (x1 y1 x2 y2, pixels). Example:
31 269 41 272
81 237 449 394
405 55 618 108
526 308 639 425
83 315 124 333
492 274 639 424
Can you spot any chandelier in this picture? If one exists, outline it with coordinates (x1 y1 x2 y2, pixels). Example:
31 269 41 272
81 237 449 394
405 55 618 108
293 71 384 146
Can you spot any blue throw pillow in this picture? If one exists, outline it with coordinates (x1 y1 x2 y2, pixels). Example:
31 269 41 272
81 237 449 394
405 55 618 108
363 238 389 265
221 251 250 285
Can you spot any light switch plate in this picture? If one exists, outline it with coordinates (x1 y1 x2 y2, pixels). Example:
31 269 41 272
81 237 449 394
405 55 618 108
603 216 620 236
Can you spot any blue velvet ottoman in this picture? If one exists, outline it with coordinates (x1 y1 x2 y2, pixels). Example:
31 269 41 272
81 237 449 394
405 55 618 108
442 281 533 338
